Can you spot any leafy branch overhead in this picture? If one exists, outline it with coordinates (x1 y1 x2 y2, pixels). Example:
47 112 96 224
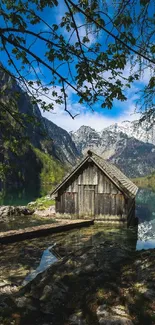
0 0 155 120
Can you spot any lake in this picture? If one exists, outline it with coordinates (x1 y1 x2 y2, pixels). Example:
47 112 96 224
136 188 155 222
0 184 52 206
0 187 155 288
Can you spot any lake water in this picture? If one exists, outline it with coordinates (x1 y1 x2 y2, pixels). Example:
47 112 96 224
136 188 155 222
0 187 155 287
1 186 155 218
0 184 52 206
0 225 138 286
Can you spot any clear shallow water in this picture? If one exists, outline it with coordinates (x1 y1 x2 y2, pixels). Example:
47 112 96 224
0 225 138 286
22 244 58 286
136 239 155 250
0 214 56 232
0 187 155 286
0 221 154 287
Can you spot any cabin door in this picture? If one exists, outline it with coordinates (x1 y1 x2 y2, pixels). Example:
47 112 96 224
78 185 95 218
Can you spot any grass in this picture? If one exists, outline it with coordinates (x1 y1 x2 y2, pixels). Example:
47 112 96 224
28 195 55 210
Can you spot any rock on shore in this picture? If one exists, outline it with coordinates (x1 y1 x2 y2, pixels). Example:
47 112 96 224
0 206 34 221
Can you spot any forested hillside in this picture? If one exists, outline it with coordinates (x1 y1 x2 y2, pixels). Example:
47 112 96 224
0 69 78 203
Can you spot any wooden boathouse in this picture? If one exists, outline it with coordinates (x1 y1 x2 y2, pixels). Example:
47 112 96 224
51 151 138 226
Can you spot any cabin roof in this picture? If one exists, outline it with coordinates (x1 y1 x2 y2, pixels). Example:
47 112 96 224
51 150 138 198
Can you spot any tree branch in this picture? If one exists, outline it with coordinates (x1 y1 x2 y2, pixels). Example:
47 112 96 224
1 34 92 107
67 0 155 66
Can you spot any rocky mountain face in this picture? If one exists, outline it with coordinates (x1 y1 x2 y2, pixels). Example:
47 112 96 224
109 136 155 177
70 125 155 178
1 66 155 196
0 69 79 165
44 118 80 165
70 126 102 155
0 69 79 197
0 69 54 155
70 126 127 159
104 120 155 145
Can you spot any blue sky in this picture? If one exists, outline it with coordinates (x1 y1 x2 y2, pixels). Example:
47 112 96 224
39 2 150 131
1 0 152 131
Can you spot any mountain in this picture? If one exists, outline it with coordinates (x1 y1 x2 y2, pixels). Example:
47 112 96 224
0 68 79 200
109 135 155 178
104 120 155 145
70 125 155 178
44 118 80 165
70 126 102 155
0 69 79 165
1 66 155 199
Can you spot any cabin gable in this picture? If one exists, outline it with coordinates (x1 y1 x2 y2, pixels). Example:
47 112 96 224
55 160 127 221
52 151 138 226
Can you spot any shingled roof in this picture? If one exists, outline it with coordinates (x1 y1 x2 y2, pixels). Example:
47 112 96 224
51 150 138 198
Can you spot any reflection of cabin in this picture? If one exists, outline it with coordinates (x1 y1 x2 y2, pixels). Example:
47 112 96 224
51 151 138 226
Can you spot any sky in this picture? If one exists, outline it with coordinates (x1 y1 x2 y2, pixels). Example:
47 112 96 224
40 79 142 132
39 2 151 132
1 0 153 132
40 1 151 132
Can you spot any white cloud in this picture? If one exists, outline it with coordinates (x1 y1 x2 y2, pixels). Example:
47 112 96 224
29 59 149 133
41 85 141 132
121 61 153 85
42 105 140 133
37 64 144 132
139 67 153 84
54 1 96 45
44 106 140 133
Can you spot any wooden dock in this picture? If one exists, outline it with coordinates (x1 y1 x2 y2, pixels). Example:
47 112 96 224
0 220 94 244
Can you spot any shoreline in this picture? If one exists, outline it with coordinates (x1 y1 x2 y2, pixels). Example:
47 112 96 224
0 219 94 244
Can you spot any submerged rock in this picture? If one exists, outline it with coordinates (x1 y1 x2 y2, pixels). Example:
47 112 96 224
99 318 133 324
1 234 155 325
97 305 133 325
69 311 87 325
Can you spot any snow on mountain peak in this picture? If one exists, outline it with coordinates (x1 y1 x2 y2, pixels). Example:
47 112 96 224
103 120 155 145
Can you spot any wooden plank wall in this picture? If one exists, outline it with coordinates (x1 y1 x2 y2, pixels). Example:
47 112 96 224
56 161 131 219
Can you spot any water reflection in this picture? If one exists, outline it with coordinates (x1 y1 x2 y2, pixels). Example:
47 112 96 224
20 220 155 285
1 187 155 286
136 188 155 222
136 239 155 250
0 215 56 232
0 225 138 287
21 225 138 285
0 184 52 206
18 219 155 285
135 188 155 249
0 188 39 206
22 244 58 286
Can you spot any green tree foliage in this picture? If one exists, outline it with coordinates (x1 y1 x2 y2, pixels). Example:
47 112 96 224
0 142 66 199
33 147 66 191
133 171 155 191
0 0 155 123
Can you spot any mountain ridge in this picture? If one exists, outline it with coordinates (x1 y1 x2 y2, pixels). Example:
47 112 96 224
104 120 155 145
70 124 155 178
1 66 155 197
0 68 79 199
